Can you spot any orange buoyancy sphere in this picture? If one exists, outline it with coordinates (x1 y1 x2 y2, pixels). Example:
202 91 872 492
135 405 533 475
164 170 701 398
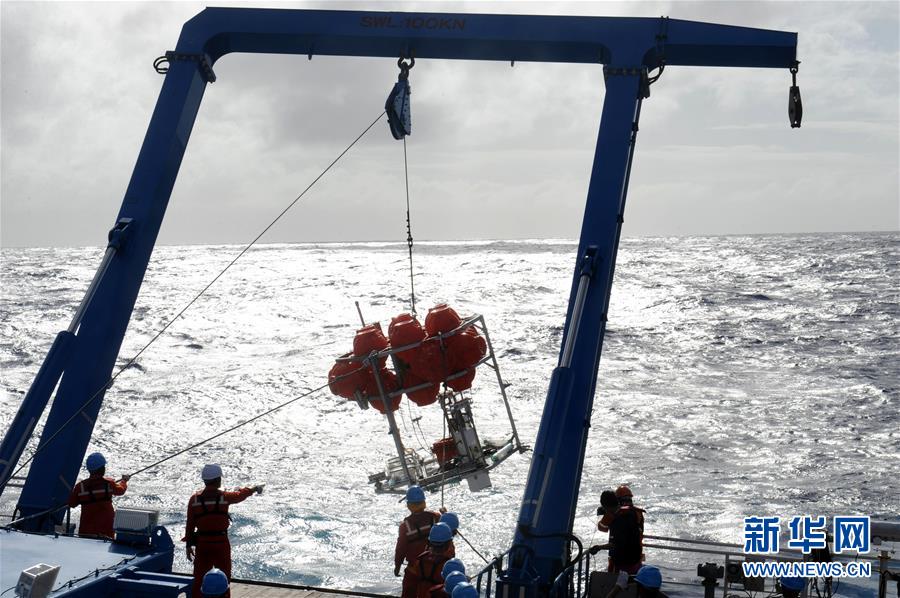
446 369 476 392
388 314 427 361
388 313 413 337
369 368 402 413
447 327 487 371
408 337 448 384
354 324 388 355
354 324 388 367
403 371 439 407
424 304 462 336
328 357 368 399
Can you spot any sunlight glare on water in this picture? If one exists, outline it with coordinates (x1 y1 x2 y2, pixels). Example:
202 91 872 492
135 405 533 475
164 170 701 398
1 233 897 595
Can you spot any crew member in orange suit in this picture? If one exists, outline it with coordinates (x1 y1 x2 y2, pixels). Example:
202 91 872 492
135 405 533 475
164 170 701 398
184 463 262 598
413 522 455 598
593 485 646 575
67 452 129 539
395 485 444 598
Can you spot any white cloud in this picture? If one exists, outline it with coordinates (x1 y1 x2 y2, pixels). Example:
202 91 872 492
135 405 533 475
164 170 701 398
1 0 897 247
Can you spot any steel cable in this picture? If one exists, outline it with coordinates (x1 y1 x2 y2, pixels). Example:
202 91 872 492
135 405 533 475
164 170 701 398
3 365 368 530
402 136 417 316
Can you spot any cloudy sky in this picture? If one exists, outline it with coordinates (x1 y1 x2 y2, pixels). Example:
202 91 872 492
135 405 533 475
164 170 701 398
1 1 897 247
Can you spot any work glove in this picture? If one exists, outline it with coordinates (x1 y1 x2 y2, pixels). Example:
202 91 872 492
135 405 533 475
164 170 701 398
253 484 265 495
120 474 131 483
596 506 605 516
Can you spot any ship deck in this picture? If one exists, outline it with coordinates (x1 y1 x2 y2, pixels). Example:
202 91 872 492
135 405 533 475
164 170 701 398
230 578 394 598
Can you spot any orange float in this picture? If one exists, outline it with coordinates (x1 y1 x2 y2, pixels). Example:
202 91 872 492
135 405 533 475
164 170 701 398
328 356 368 399
403 371 439 407
408 337 448 384
369 368 402 413
353 324 388 367
447 327 487 371
388 313 426 363
424 303 462 336
446 369 476 392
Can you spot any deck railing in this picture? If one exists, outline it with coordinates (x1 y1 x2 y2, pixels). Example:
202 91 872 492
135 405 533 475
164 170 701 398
549 546 596 598
473 550 511 598
469 534 898 598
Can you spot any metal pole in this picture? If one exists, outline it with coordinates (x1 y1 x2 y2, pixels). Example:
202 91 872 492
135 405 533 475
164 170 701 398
478 315 522 450
370 358 416 486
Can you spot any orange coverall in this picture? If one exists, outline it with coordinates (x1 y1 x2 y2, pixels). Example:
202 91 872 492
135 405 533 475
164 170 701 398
67 474 128 539
412 547 454 598
396 510 441 598
184 486 254 598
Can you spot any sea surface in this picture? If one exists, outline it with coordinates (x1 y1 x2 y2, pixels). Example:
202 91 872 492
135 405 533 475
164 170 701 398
1 234 898 596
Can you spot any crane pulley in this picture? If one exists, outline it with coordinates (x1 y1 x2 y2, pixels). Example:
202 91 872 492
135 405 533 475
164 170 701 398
386 56 414 140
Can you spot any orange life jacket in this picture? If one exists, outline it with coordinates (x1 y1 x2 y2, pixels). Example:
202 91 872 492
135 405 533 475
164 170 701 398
608 505 646 569
67 475 127 538
72 477 116 504
415 549 452 598
396 510 441 567
188 489 232 539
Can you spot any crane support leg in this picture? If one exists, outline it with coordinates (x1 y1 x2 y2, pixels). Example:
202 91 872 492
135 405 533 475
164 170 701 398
13 60 209 531
499 70 644 596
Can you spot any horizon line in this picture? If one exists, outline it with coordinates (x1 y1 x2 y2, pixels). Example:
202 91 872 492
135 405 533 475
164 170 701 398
1 229 897 250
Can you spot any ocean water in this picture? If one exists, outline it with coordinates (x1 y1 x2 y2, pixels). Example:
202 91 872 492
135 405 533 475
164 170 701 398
1 234 898 596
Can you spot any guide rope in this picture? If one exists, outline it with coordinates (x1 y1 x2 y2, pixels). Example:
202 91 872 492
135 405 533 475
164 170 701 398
5 112 386 487
439 416 447 509
3 364 369 532
457 529 490 564
125 371 362 478
3 502 68 530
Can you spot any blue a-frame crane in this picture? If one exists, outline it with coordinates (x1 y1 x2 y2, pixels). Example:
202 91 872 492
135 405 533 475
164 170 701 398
0 8 798 596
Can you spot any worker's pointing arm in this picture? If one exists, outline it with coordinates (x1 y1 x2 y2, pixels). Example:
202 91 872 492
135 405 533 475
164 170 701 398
111 477 128 495
223 486 258 504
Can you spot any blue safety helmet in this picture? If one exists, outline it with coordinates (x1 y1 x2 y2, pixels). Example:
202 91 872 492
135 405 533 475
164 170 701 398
406 485 426 503
442 558 466 579
440 512 460 532
429 522 453 544
781 576 806 591
634 565 662 589
85 452 106 472
452 582 478 598
444 571 468 593
201 567 229 596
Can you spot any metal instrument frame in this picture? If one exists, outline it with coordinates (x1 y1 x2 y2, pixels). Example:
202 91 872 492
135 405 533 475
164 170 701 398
347 314 524 493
